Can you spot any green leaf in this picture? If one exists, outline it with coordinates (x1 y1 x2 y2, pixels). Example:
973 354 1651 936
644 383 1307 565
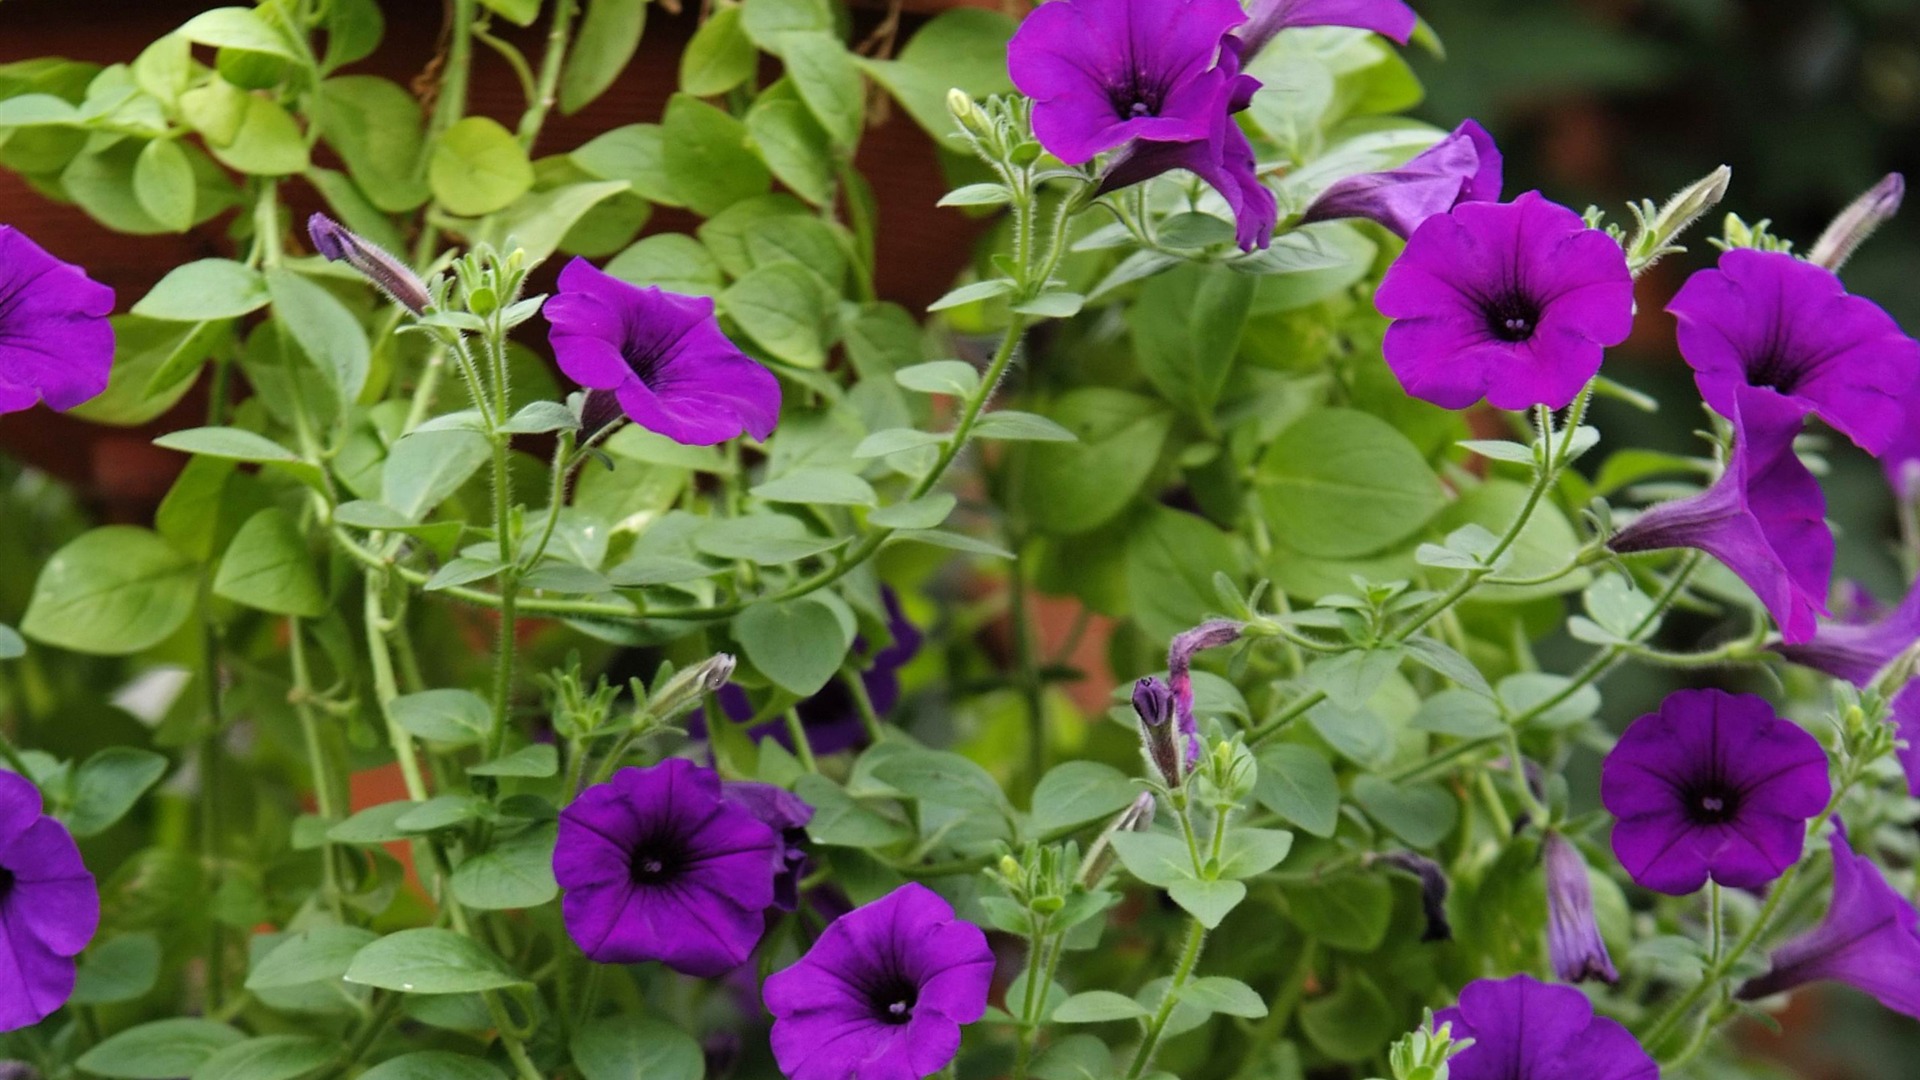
1029 761 1138 837
734 597 853 696
928 278 1015 311
313 79 430 212
177 8 299 60
1412 689 1505 737
478 0 539 25
794 773 914 848
153 426 324 491
561 0 648 113
22 527 196 655
747 97 835 206
214 508 325 617
682 7 756 96
741 0 833 46
938 183 1011 208
1182 976 1268 1018
133 259 268 321
328 802 417 845
0 625 21 660
467 744 560 778
1052 990 1150 1023
751 467 877 506
383 430 491 522
780 32 865 148
1169 878 1247 928
696 515 845 564
430 116 534 216
859 9 1017 150
572 124 682 206
1217 827 1294 879
895 360 980 397
572 1016 704 1080
662 93 772 216
606 233 726 297
133 139 195 231
210 96 310 177
1130 264 1255 418
267 268 370 408
1126 506 1240 643
1280 875 1392 951
972 410 1077 442
1432 479 1592 601
359 1054 506 1080
390 690 491 746
1256 409 1447 558
191 1036 337 1080
486 180 631 265
71 934 163 1005
1305 649 1403 711
246 927 380 990
854 428 945 459
868 493 957 530
452 824 559 910
721 262 830 367
1299 971 1395 1062
66 747 168 836
1499 672 1602 730
343 929 528 994
1252 744 1339 838
1017 389 1171 536
77 1019 246 1080
1109 831 1195 888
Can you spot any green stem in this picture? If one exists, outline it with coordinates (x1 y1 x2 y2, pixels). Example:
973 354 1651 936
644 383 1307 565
1008 538 1047 788
289 621 346 920
784 709 819 773
1125 919 1207 1079
364 574 431 802
517 0 578 150
421 0 476 179
843 667 887 745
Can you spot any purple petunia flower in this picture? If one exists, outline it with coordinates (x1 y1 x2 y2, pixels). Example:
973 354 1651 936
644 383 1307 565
1542 832 1617 985
1132 676 1183 787
0 226 114 417
1095 38 1277 252
1167 619 1243 765
1738 827 1920 1019
544 258 781 446
1434 974 1657 1080
553 759 782 976
1601 688 1830 896
307 213 430 315
1773 578 1920 687
720 780 813 912
1373 191 1634 411
1299 120 1502 238
1607 386 1834 644
1239 0 1418 59
764 882 994 1080
1669 248 1920 457
0 770 99 1032
1880 391 1920 501
1889 682 1920 798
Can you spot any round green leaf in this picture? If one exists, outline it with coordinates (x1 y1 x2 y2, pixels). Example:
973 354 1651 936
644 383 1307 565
21 527 197 655
214 508 326 617
732 596 852 696
429 116 535 216
1256 408 1447 558
77 1019 246 1080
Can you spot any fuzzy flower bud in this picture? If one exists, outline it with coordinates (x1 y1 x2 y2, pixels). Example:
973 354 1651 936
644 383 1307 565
1373 851 1453 943
1079 791 1157 887
648 653 737 721
946 88 993 143
1810 172 1905 272
306 213 431 314
1542 832 1618 984
1132 676 1183 787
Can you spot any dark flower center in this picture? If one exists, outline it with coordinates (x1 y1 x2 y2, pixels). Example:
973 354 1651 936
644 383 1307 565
1483 291 1541 343
1682 784 1739 825
629 834 690 885
868 975 918 1025
0 866 14 902
1110 67 1169 121
1744 349 1807 396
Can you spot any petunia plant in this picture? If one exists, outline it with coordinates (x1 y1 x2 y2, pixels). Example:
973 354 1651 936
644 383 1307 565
1 1 1919 1079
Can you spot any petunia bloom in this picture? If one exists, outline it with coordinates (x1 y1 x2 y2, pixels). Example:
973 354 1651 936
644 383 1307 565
1607 386 1834 644
553 758 782 976
721 780 814 912
764 882 994 1080
1008 0 1249 166
1669 248 1920 457
1373 191 1634 411
1300 120 1503 238
307 213 430 314
1542 832 1617 985
1132 676 1183 787
1773 577 1920 687
1239 0 1418 60
1095 38 1277 252
1601 688 1830 896
0 770 99 1032
1880 390 1920 501
1889 682 1920 798
1434 974 1657 1080
1738 828 1920 1019
544 258 781 446
1167 619 1243 765
0 225 114 417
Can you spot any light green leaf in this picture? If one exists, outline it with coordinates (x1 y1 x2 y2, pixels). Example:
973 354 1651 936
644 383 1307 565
1252 744 1339 838
77 1019 246 1080
1052 990 1150 1023
177 8 299 60
751 467 877 506
606 233 726 297
1017 389 1171 536
780 32 865 147
867 493 956 530
467 744 559 778
1131 263 1255 418
430 116 534 216
1216 827 1294 879
383 429 491 522
1256 409 1447 558
1182 976 1269 1018
681 7 756 96
315 78 428 212
662 93 771 216
572 1016 704 1080
733 597 852 696
1029 761 1138 838
859 10 1017 150
71 934 163 1005
246 927 380 990
359 1054 507 1080
972 410 1077 442
1169 878 1248 928
561 0 648 113
1109 831 1194 888
191 1036 338 1080
66 747 169 837
452 824 559 910
267 268 370 407
208 97 310 176
389 689 491 747
572 123 682 206
21 527 196 655
132 259 268 321
133 138 195 230
343 929 528 994
747 96 835 206
214 508 325 617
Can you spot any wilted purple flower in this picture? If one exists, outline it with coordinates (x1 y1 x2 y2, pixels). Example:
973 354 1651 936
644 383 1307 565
1891 682 1920 798
0 770 99 1032
1008 0 1248 166
1670 248 1920 457
1881 391 1920 501
1373 851 1451 942
1132 676 1184 787
1373 191 1634 411
0 226 114 417
1434 975 1657 1080
1300 120 1503 238
764 883 994 1080
307 213 430 314
1167 619 1243 766
1607 386 1833 644
553 759 781 976
1601 688 1830 896
721 780 814 912
1095 38 1277 252
545 258 781 446
1738 827 1920 1019
1773 578 1920 686
1809 173 1905 272
1240 0 1417 59
1542 832 1617 984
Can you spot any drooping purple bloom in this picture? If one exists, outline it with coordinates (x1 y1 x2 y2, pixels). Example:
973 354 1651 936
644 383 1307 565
721 780 814 912
307 213 430 314
1167 619 1243 764
1601 688 1830 896
1607 385 1833 644
0 226 114 417
1738 827 1920 1019
1669 248 1920 457
544 258 781 446
553 759 782 976
1095 38 1278 252
1132 676 1183 787
1008 0 1249 166
1374 851 1451 942
1542 832 1617 985
1890 682 1920 799
1240 0 1417 59
1433 975 1657 1080
1373 191 1634 411
1773 577 1920 686
1300 120 1502 238
0 770 99 1032
764 883 994 1080
1880 390 1920 501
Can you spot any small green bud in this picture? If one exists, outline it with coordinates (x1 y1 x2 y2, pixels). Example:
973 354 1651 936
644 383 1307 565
947 88 992 141
645 653 736 722
999 854 1023 881
1008 141 1043 167
468 285 498 317
1031 895 1065 916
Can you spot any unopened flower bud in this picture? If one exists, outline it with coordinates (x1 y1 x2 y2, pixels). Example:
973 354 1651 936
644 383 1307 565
1168 620 1244 768
1132 677 1183 787
946 88 992 141
1374 851 1453 943
1542 832 1618 984
307 213 431 315
1810 172 1905 272
1079 790 1157 886
648 653 737 721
